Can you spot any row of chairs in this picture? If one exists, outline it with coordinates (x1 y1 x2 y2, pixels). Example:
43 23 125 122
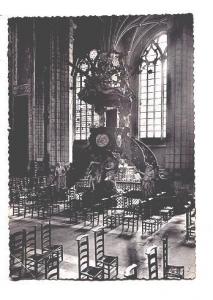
142 205 174 236
9 176 48 191
76 230 184 280
9 221 63 280
69 201 139 233
11 196 60 219
68 196 174 235
76 227 118 280
10 185 75 219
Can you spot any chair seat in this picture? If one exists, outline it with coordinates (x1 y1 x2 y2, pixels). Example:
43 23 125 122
144 219 156 224
166 265 184 278
164 206 173 210
27 253 46 262
160 209 170 213
81 266 103 277
44 244 62 251
123 215 134 219
151 216 162 220
98 255 117 265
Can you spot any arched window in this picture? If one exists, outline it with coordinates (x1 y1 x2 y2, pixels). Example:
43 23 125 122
74 73 99 140
139 33 167 139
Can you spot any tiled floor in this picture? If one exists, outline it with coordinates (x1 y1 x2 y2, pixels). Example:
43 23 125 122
9 210 196 280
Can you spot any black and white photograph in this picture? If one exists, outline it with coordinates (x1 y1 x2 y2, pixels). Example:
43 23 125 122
7 13 196 281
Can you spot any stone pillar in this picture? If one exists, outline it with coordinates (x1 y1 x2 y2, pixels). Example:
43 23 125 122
165 14 194 179
49 18 73 166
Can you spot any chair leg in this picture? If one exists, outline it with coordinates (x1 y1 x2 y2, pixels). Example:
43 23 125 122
31 207 34 218
35 261 38 278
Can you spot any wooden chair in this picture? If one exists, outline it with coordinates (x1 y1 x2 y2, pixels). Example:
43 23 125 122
36 201 52 219
24 226 47 278
142 218 157 235
138 200 147 219
41 221 63 262
103 209 117 229
162 236 184 279
124 264 138 279
150 215 163 230
9 230 25 280
146 246 158 279
93 227 118 279
76 234 103 280
83 208 100 227
12 196 25 217
45 252 60 280
111 207 123 226
146 197 154 218
164 206 174 218
159 208 171 221
69 199 81 224
122 208 138 232
24 201 36 218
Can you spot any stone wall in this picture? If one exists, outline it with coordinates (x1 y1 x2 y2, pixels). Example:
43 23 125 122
8 17 73 175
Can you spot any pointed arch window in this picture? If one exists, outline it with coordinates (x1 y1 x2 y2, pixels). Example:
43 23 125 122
74 73 99 140
139 33 167 139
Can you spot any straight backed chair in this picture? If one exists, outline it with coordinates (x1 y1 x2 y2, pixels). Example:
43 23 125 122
111 208 123 226
41 221 63 262
12 196 25 217
93 227 118 279
150 215 163 230
83 207 100 227
69 199 81 224
145 246 158 279
36 201 52 219
162 236 184 279
24 200 36 218
9 230 25 280
163 206 174 218
45 251 60 280
122 208 138 232
103 209 117 229
159 208 171 222
24 226 47 278
124 264 138 279
142 218 157 235
76 234 103 280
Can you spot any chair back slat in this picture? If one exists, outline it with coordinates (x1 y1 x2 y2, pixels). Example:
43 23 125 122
25 226 37 258
93 227 104 263
76 235 89 277
146 246 158 279
41 221 51 253
162 236 168 275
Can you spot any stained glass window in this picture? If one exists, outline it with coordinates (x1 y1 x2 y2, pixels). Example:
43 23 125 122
139 33 167 139
74 73 99 140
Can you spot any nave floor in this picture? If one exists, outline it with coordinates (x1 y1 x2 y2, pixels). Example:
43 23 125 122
9 212 196 280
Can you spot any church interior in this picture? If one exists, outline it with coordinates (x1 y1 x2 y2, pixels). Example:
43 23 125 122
8 14 195 280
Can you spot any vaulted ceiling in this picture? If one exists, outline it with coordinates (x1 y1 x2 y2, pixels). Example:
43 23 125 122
73 15 168 71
